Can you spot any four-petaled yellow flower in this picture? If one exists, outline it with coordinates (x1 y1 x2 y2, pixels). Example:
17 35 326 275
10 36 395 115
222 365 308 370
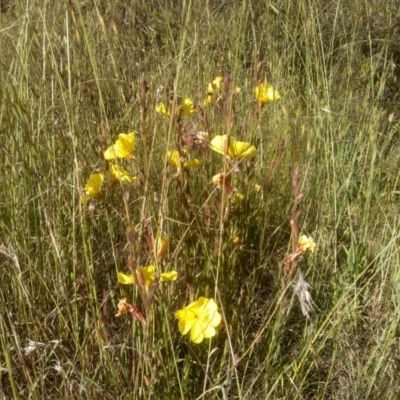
110 164 136 183
117 265 178 287
255 83 280 105
166 150 201 169
80 173 104 202
104 132 136 160
297 235 316 253
210 135 257 160
175 297 222 344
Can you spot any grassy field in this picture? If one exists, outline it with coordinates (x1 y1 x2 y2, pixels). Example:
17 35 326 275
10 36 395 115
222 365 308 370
1 0 400 398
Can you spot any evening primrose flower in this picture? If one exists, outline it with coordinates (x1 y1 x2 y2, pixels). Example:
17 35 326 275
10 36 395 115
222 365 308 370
80 173 104 202
210 135 257 160
255 83 280 105
117 265 178 287
254 183 261 192
104 132 135 160
175 297 221 344
166 150 201 169
297 235 316 253
110 164 136 183
181 98 196 116
231 192 244 204
156 102 170 117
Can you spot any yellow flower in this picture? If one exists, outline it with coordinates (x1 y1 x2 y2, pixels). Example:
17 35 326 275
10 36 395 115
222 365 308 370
255 83 280 104
254 183 261 192
80 173 104 202
117 265 178 287
203 94 214 105
297 235 316 253
210 135 257 160
175 297 222 344
104 132 135 160
166 150 201 169
204 76 223 105
110 164 136 183
155 235 169 260
156 102 170 117
231 192 244 204
181 98 196 116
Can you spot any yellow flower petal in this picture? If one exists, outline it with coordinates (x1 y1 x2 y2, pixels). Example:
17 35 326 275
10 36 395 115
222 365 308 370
104 132 136 160
177 311 196 335
155 236 169 260
110 164 136 183
231 193 244 204
181 98 196 116
117 272 136 285
229 139 257 159
190 321 205 343
160 271 178 281
166 150 181 168
137 265 156 286
255 83 280 104
84 173 104 197
210 135 257 160
167 150 201 169
212 76 223 91
183 159 201 168
156 102 170 117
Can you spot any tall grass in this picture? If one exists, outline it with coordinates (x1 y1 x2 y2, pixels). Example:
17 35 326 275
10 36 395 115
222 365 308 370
1 0 400 398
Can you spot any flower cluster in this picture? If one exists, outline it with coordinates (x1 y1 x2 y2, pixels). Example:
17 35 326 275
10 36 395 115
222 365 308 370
80 132 137 203
80 75 283 344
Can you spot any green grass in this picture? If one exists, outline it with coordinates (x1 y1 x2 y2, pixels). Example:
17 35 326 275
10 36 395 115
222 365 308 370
1 0 400 398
